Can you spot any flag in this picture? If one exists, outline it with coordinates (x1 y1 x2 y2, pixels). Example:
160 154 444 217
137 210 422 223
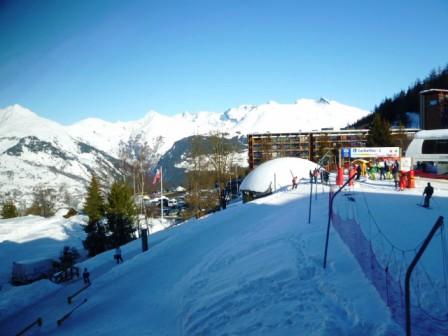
152 168 161 185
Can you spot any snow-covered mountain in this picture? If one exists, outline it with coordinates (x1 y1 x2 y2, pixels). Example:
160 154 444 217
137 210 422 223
0 99 369 206
0 105 123 209
66 98 370 157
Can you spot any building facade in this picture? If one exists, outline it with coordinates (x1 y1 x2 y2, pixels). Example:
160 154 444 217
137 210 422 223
248 129 419 169
420 89 448 130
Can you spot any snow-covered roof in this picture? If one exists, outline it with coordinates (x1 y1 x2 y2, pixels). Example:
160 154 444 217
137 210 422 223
414 129 448 140
240 157 319 193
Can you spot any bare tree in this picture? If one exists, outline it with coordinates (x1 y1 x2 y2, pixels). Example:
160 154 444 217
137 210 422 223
118 134 165 198
27 186 56 217
208 131 238 191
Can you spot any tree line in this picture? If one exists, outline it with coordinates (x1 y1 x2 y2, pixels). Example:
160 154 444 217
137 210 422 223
353 64 448 128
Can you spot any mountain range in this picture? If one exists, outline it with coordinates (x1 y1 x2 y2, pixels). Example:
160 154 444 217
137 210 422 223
0 99 370 209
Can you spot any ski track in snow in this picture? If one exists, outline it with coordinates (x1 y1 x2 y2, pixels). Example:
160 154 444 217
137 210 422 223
2 177 447 335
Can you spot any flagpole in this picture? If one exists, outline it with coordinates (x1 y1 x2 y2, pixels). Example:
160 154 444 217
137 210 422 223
160 167 163 222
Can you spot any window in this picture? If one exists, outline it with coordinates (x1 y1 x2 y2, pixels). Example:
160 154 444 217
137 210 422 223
422 139 448 154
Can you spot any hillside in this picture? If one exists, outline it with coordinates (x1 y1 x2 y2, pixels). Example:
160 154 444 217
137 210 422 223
352 65 448 128
1 176 447 335
0 105 124 209
157 135 247 187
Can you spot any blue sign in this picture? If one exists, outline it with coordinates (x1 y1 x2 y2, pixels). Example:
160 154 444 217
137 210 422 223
342 148 351 158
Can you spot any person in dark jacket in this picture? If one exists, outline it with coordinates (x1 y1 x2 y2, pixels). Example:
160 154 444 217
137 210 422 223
356 164 362 180
392 164 399 190
114 246 123 264
423 182 434 208
82 268 91 285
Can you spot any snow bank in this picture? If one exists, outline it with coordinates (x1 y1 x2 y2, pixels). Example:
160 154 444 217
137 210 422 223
240 157 319 193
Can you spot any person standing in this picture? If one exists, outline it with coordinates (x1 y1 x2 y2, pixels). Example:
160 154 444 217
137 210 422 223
423 182 434 208
82 268 91 285
392 164 399 190
356 164 362 180
114 246 123 264
292 176 298 189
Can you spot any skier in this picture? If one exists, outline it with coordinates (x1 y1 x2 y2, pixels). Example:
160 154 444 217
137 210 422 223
114 246 123 264
392 164 399 190
356 164 362 180
292 176 298 189
82 268 91 285
422 182 434 208
313 168 319 184
220 188 227 210
379 161 386 180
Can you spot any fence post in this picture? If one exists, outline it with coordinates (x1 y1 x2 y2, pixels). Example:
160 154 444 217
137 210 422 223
323 173 357 269
308 177 313 224
405 216 444 336
141 228 148 252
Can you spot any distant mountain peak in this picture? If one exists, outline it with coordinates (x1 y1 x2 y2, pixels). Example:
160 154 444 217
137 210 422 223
318 98 330 104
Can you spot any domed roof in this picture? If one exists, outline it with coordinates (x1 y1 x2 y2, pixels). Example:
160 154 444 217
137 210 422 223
240 157 319 193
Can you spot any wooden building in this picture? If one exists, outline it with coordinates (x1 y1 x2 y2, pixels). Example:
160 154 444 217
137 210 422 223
420 89 448 130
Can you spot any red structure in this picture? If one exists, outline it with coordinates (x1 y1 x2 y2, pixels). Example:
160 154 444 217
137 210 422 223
336 167 344 186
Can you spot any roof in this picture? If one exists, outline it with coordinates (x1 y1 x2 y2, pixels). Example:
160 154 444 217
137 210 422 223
240 157 319 193
420 89 448 95
414 129 448 139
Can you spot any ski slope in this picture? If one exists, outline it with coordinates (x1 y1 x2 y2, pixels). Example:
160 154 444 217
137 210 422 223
1 177 447 335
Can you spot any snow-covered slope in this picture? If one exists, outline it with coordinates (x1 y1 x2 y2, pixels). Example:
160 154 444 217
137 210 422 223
66 98 370 156
1 177 447 335
0 105 123 208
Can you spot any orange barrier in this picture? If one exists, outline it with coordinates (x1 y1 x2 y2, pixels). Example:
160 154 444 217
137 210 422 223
336 167 344 186
408 170 415 189
349 168 356 187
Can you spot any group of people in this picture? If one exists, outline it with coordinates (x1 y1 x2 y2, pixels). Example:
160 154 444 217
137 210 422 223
365 160 400 181
81 246 124 285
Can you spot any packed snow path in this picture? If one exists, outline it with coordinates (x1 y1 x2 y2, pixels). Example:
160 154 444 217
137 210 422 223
4 177 446 335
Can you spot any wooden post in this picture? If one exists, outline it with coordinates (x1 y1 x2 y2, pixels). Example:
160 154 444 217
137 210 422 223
141 228 148 252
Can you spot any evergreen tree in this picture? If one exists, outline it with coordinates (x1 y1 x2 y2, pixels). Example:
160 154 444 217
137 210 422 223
83 175 107 256
58 246 80 270
1 200 19 219
107 181 137 246
367 114 393 147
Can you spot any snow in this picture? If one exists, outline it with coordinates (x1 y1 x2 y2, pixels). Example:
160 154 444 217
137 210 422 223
65 98 370 157
240 157 319 193
1 175 447 335
0 100 368 206
0 214 87 286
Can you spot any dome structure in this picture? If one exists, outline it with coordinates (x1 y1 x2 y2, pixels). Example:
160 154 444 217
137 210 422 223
240 157 320 197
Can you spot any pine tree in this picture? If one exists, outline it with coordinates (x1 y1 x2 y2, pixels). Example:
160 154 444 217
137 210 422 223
1 200 19 219
367 114 393 147
107 181 137 246
59 246 80 270
83 175 107 256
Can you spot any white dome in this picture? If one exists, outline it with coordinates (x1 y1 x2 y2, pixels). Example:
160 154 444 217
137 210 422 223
240 157 319 193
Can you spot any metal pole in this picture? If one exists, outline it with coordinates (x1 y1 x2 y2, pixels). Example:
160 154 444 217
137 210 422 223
160 167 163 222
323 173 357 268
308 176 313 224
405 216 444 336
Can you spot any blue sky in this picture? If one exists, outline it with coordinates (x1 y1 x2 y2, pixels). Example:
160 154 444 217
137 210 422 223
1 0 447 124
